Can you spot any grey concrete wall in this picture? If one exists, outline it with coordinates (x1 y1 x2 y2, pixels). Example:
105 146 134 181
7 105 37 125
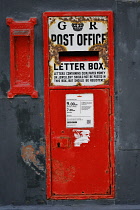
0 0 140 206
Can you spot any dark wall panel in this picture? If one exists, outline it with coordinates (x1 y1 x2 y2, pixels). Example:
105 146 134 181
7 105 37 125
1 0 140 205
116 150 140 204
115 1 140 150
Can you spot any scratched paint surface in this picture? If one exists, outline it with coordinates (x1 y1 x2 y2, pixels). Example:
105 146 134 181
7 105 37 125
14 36 31 85
50 89 111 196
48 16 109 86
6 18 38 98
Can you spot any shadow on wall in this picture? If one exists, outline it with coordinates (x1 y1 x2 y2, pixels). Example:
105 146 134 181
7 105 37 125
15 106 45 177
0 72 10 96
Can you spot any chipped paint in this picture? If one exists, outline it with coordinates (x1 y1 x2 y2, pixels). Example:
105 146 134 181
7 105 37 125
49 39 67 85
52 159 75 183
89 42 108 69
49 39 67 65
103 78 109 85
49 17 56 26
49 64 55 86
59 16 108 24
21 140 45 177
73 129 90 147
76 82 82 86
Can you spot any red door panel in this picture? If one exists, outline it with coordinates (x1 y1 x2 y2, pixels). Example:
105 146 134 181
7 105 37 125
50 89 111 197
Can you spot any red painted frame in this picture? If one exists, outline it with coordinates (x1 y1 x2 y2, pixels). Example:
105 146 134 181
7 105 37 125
43 11 115 199
6 18 38 98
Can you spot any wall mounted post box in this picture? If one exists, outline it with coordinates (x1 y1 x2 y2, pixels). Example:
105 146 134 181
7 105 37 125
43 11 114 200
6 18 38 98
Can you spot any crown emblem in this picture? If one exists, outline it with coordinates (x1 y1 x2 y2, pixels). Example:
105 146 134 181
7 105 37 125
72 23 84 31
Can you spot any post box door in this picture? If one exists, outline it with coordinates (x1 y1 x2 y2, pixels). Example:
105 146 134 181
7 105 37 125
50 88 112 197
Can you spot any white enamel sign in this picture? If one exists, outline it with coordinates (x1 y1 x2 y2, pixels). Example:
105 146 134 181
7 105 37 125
66 94 94 128
49 16 109 86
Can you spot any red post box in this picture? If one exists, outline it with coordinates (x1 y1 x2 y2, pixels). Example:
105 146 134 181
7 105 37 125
43 11 114 199
6 18 38 98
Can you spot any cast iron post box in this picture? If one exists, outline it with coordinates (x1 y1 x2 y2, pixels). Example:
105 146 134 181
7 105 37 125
43 11 114 199
6 18 38 98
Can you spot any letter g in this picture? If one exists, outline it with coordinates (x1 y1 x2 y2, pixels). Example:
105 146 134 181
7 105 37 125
58 21 67 30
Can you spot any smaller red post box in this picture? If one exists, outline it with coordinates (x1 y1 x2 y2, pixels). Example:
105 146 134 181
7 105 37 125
6 18 38 98
43 11 114 200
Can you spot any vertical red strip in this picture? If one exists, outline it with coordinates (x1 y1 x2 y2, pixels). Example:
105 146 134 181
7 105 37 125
6 18 38 98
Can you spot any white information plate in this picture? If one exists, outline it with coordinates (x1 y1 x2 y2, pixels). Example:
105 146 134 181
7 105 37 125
53 60 108 86
66 94 94 128
49 16 109 86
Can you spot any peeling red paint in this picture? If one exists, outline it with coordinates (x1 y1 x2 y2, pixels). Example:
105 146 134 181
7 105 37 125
6 18 38 98
52 159 75 183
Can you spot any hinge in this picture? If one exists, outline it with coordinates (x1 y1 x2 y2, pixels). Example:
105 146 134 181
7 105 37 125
109 165 113 185
109 95 112 115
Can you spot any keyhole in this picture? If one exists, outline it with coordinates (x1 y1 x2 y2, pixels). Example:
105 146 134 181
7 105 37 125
57 142 60 147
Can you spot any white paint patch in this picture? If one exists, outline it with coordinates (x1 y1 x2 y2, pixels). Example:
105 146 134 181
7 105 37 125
73 129 90 147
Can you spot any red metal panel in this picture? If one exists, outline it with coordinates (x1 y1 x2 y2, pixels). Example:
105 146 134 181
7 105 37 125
43 11 115 199
50 89 110 197
6 18 38 98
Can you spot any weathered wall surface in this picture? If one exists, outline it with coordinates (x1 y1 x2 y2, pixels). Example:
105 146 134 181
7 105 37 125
115 1 140 204
0 0 140 205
